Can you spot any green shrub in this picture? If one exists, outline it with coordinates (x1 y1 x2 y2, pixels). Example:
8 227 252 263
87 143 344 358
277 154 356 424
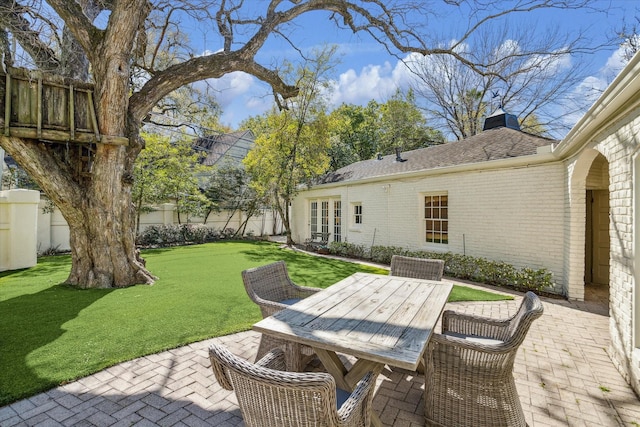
328 241 368 258
180 224 220 243
370 245 409 264
136 224 220 246
327 242 553 292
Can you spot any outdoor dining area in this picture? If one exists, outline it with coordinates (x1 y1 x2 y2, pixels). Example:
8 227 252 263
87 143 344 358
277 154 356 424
210 256 544 426
5 257 640 426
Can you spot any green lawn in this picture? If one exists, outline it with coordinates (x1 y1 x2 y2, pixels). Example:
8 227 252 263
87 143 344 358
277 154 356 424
0 240 510 406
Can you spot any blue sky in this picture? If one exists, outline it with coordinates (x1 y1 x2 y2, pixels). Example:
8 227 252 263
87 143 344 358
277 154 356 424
188 1 639 136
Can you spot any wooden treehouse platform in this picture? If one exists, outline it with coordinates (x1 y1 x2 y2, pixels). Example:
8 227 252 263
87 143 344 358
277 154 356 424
0 67 128 146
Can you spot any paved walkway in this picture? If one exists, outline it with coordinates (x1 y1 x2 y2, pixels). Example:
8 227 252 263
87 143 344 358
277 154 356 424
1 281 639 426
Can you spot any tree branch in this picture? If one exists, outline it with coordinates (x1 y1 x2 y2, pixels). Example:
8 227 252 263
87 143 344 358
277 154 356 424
0 0 60 71
46 0 101 61
129 51 298 122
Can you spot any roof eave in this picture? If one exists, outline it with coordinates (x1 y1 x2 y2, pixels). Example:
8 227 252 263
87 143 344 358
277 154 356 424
308 150 558 189
554 51 640 158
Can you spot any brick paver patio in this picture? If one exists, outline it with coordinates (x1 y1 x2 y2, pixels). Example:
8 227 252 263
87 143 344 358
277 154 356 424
1 281 639 426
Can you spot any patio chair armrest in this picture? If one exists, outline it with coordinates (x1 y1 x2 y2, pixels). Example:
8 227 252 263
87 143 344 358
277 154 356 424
255 348 287 371
251 296 289 318
292 285 322 298
209 348 233 391
337 371 378 426
442 310 512 340
430 332 516 355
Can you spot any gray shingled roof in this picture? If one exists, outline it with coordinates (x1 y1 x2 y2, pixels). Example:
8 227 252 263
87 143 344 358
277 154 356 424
318 127 557 184
193 130 254 166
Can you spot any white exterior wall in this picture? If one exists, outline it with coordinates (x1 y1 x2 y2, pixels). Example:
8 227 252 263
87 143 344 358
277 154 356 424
0 189 39 271
554 48 640 396
562 107 640 396
292 161 566 293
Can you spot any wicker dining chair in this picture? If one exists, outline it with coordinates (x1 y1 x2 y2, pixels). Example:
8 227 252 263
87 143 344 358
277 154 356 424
241 260 320 370
389 255 445 281
209 343 378 427
424 291 544 427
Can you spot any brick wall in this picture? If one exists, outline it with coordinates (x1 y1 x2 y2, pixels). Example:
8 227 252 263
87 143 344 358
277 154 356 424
292 161 566 293
568 107 640 397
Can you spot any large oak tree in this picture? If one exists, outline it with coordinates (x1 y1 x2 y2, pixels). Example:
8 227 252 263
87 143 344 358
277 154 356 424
0 0 592 288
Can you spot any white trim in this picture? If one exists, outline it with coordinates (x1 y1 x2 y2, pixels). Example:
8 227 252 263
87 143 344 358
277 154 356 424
555 52 640 158
310 151 559 189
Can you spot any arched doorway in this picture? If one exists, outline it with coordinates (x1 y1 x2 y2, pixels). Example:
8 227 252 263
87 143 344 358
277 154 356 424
567 149 610 307
584 154 610 307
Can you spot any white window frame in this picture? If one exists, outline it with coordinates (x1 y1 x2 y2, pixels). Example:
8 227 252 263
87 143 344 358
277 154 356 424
423 193 448 245
308 197 342 242
353 203 363 226
333 201 342 242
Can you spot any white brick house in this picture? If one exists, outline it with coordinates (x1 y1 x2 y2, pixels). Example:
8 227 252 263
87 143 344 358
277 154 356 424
290 53 640 395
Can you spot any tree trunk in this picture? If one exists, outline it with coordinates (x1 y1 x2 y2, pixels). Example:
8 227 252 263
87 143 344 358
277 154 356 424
274 195 294 246
64 0 155 288
65 179 154 288
0 133 155 288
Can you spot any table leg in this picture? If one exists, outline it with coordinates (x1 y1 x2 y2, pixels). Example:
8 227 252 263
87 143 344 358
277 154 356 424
283 342 304 372
312 348 384 427
313 348 351 390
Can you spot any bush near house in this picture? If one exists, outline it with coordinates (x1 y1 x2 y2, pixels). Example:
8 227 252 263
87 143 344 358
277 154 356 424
328 242 553 292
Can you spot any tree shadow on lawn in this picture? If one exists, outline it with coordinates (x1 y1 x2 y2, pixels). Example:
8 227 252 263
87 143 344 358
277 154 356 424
0 283 113 406
0 255 71 280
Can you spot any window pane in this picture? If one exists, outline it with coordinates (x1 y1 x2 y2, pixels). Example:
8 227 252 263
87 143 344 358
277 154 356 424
424 193 448 245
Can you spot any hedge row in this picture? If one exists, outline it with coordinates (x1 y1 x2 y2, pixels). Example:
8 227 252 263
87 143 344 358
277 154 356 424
136 224 238 246
328 241 553 292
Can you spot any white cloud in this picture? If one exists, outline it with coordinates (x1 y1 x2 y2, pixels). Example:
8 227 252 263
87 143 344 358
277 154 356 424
557 49 625 133
600 47 627 81
206 72 275 126
205 72 256 108
328 59 414 107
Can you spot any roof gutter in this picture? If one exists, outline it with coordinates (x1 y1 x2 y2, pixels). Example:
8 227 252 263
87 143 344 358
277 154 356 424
310 148 558 189
554 52 640 159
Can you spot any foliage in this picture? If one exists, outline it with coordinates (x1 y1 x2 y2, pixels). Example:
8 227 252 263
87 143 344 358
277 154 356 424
133 133 211 230
328 241 369 259
327 102 380 170
377 89 445 154
327 94 444 170
1 162 40 190
136 224 221 246
203 162 265 235
0 0 602 288
328 241 553 292
244 47 335 244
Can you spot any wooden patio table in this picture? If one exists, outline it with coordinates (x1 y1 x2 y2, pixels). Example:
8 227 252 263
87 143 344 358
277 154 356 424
253 272 453 427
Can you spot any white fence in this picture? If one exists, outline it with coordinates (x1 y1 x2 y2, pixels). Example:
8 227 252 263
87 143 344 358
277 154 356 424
1 190 283 272
38 202 284 253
